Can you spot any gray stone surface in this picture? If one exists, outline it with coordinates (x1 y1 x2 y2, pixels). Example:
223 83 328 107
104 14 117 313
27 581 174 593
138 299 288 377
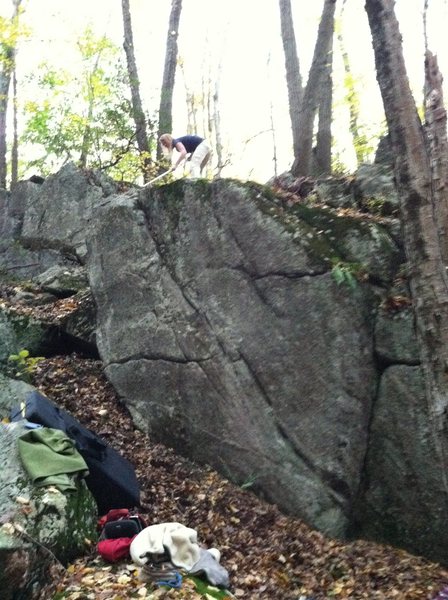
0 308 49 367
21 162 118 262
87 179 384 536
0 163 118 278
375 306 419 364
34 264 88 295
354 365 448 563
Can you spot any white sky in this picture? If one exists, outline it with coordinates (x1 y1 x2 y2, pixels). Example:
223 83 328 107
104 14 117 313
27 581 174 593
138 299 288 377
1 0 447 182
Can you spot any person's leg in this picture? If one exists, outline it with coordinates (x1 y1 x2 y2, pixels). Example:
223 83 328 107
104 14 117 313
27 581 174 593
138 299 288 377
190 141 211 177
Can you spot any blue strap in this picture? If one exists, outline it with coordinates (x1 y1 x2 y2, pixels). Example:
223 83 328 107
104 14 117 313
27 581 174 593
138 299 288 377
155 571 182 589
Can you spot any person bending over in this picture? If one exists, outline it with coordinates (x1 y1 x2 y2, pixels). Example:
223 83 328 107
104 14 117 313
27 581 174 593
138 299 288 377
159 133 211 178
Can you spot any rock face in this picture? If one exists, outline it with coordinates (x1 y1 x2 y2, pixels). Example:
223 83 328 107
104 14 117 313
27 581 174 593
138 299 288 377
2 163 448 565
87 179 397 538
0 162 117 278
89 184 373 533
354 365 448 563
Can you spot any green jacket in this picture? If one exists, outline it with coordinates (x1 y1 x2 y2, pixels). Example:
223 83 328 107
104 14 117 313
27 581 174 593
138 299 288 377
18 427 89 492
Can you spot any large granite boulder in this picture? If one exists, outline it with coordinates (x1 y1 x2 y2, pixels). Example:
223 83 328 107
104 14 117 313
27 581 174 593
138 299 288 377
86 179 401 536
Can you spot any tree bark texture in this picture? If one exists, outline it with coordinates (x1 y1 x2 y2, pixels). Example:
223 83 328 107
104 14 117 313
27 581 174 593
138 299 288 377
79 51 101 169
279 0 303 161
338 0 367 165
0 65 11 188
121 0 151 178
11 66 17 184
292 0 336 177
425 50 448 263
0 0 22 188
314 33 333 175
213 59 224 176
156 0 182 160
365 0 448 496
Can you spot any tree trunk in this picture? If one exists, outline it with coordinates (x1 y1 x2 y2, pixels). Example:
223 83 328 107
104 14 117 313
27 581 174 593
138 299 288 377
0 63 12 188
424 50 448 265
11 65 17 185
0 0 22 188
213 78 224 177
278 0 303 161
179 59 197 135
338 0 368 165
121 0 151 180
79 50 101 170
267 54 278 178
314 34 333 175
292 0 336 177
365 0 448 494
156 0 182 160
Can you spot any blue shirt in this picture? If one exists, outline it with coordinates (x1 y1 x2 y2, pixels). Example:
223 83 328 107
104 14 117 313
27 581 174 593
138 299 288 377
172 135 204 153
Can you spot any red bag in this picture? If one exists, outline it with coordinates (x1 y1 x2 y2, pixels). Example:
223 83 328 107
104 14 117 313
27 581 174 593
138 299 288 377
97 508 147 562
98 537 135 562
97 508 131 531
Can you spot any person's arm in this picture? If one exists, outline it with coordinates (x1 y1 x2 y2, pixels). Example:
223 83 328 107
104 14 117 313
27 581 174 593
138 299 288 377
172 141 188 170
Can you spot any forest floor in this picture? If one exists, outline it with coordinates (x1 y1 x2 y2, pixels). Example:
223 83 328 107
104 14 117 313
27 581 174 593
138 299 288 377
3 287 448 600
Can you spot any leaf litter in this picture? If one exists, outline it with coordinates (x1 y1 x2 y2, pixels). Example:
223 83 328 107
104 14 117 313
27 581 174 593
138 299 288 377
29 355 448 600
1 284 447 600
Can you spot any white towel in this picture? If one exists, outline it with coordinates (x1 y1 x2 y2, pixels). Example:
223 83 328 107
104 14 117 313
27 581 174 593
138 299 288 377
130 522 201 570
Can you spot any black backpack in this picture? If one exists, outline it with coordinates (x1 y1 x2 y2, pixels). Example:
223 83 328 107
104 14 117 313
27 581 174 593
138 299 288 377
11 390 140 515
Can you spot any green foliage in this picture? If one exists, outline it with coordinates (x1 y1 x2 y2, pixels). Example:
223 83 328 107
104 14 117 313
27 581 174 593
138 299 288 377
338 70 379 165
20 27 155 182
8 349 44 383
187 575 232 598
331 260 364 290
364 195 387 215
331 153 351 176
0 9 30 67
240 472 259 490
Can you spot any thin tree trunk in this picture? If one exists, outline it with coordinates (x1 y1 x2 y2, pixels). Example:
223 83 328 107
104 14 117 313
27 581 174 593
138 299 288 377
201 62 208 139
292 0 336 177
213 77 224 177
423 0 429 53
314 35 333 175
279 0 303 161
156 0 182 160
365 0 448 495
0 0 22 188
79 50 101 169
267 54 278 177
11 65 17 184
179 59 197 135
425 50 448 264
205 64 214 177
121 0 151 180
0 64 11 188
338 0 367 165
